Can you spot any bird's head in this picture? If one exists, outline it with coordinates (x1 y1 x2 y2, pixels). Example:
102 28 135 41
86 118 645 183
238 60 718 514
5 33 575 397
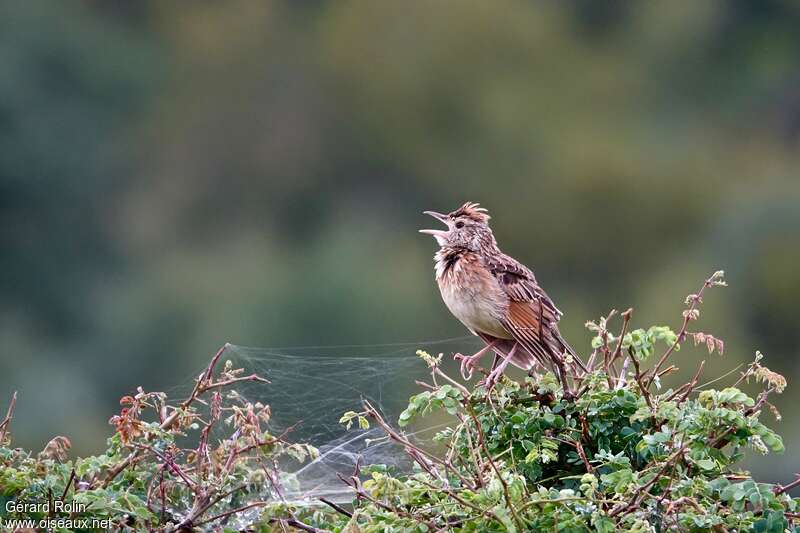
420 201 495 251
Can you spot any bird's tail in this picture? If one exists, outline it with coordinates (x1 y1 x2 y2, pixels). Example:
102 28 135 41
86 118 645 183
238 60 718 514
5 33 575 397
476 334 544 371
475 332 587 375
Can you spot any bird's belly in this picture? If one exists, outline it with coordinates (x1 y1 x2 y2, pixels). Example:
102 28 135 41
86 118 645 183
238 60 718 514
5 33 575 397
440 286 512 340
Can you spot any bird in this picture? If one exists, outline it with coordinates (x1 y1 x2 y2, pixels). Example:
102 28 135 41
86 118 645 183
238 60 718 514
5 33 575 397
419 201 586 392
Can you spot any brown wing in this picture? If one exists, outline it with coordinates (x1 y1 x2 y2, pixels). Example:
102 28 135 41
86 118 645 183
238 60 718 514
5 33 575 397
486 254 581 370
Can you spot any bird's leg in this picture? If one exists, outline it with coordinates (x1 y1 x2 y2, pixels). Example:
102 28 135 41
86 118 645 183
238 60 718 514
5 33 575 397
489 353 502 372
482 343 518 390
454 339 498 380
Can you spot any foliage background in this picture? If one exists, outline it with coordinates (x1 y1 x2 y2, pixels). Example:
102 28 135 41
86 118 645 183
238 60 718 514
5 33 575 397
1 0 798 489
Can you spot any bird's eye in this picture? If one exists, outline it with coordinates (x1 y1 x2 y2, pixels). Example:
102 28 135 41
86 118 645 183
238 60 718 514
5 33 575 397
455 221 465 229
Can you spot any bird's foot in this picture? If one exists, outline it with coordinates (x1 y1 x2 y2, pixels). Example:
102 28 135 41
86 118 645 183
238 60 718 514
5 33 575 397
479 365 507 391
478 344 515 391
454 352 485 381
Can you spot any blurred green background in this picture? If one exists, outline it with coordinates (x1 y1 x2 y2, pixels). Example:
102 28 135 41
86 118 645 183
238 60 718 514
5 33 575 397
1 1 799 485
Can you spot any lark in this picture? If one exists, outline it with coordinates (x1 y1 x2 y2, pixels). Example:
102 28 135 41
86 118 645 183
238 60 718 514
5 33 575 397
420 202 585 391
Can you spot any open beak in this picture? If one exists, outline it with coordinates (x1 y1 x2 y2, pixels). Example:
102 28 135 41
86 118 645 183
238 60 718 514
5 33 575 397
419 210 451 238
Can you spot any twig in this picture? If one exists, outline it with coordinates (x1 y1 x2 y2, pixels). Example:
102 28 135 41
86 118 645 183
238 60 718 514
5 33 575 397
319 498 352 518
133 444 197 489
362 400 473 489
193 501 322 531
601 309 618 388
664 496 705 514
458 414 485 487
226 422 298 466
712 388 774 449
609 308 633 369
648 273 721 387
159 469 167 525
668 360 705 403
341 474 438 530
200 374 270 392
774 473 800 495
573 440 594 473
433 367 470 397
628 348 654 423
695 364 743 390
466 406 525 531
280 518 327 532
609 444 686 517
585 349 597 373
416 479 500 523
60 468 76 501
102 344 251 487
0 391 18 443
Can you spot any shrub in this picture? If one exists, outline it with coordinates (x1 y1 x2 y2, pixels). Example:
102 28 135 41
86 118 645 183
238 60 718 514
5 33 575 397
0 272 797 531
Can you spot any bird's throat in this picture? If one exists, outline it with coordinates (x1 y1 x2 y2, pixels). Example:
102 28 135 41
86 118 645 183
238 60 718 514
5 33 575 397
434 247 467 279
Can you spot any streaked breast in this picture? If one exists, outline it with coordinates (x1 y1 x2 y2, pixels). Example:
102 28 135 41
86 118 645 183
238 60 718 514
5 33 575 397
434 251 511 339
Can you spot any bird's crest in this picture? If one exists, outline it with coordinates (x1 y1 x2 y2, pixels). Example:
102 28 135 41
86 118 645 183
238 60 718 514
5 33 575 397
449 202 490 223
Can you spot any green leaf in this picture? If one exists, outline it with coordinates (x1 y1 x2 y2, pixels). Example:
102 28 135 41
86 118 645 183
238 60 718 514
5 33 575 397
695 459 716 471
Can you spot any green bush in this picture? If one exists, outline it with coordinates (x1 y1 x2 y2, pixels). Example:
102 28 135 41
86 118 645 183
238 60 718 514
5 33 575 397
0 272 797 531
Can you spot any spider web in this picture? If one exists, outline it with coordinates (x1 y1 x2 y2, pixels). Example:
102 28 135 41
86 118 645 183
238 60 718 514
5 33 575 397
190 336 480 506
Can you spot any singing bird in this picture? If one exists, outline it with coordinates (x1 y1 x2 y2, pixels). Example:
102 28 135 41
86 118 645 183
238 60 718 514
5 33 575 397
420 202 585 390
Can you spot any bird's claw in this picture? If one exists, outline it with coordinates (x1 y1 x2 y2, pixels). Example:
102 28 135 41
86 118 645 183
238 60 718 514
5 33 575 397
454 352 479 381
479 366 505 391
